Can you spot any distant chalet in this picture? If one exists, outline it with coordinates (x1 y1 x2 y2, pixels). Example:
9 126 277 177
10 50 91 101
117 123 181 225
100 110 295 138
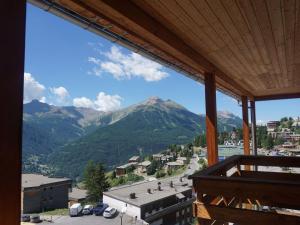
22 174 72 213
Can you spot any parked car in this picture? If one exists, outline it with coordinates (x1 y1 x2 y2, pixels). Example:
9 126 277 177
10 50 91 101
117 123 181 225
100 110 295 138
103 207 117 218
69 203 83 217
30 214 41 223
93 202 108 216
21 214 30 222
82 204 94 215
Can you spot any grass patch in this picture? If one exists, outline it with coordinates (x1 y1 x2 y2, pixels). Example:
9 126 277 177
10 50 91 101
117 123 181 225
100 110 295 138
40 208 69 216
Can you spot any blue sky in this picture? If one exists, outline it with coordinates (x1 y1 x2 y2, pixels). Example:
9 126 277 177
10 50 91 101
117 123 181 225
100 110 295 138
24 4 299 122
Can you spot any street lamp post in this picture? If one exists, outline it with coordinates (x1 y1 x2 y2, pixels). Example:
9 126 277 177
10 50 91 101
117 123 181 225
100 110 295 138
120 206 127 225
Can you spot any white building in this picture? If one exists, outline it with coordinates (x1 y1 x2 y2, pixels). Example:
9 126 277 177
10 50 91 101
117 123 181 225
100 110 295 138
103 178 194 225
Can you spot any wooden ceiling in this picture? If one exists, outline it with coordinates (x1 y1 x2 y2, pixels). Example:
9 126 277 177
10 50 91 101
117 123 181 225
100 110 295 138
52 0 300 100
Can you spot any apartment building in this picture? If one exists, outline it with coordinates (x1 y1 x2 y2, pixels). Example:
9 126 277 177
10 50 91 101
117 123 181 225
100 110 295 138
22 174 72 213
116 162 137 176
103 178 194 225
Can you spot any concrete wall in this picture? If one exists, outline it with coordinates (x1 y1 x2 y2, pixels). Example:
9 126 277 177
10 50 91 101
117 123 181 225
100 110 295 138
22 183 70 213
23 189 42 213
103 195 141 219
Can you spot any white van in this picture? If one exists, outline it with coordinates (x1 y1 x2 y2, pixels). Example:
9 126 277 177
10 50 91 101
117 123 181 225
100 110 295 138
69 203 83 217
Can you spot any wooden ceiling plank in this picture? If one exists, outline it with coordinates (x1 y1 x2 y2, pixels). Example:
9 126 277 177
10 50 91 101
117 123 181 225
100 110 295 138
134 0 213 55
198 0 262 85
238 0 277 89
187 0 259 90
239 0 281 90
266 0 289 87
171 0 225 50
255 92 300 101
293 0 300 87
255 84 300 96
206 0 261 75
282 0 296 84
251 0 283 89
173 0 254 89
222 0 269 89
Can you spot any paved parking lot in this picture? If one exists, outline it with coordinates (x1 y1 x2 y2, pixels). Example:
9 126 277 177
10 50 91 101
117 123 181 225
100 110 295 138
39 213 146 225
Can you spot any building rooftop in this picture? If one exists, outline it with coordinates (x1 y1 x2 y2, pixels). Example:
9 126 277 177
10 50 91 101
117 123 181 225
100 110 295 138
22 174 71 189
129 156 140 161
116 162 137 169
103 177 191 207
153 154 164 158
69 188 87 201
138 161 151 167
167 162 184 166
177 157 187 160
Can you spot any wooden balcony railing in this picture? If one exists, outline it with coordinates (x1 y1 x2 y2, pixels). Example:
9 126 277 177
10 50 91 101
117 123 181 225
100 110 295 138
190 155 300 225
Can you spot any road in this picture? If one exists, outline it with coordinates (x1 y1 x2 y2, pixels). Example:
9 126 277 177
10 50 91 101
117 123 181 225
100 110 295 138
38 213 146 225
183 154 200 177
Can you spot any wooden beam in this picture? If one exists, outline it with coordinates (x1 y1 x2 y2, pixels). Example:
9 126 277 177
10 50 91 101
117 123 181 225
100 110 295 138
239 170 300 183
0 1 26 225
190 155 240 178
250 100 257 157
254 93 300 101
205 72 218 166
194 202 300 225
239 155 300 168
193 176 300 209
242 96 250 156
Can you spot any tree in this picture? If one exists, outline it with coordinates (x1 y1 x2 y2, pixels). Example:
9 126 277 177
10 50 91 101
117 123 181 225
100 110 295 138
110 170 116 179
256 126 267 148
147 160 159 175
125 164 135 174
263 135 274 150
194 134 206 147
83 161 110 203
274 137 284 146
218 132 228 144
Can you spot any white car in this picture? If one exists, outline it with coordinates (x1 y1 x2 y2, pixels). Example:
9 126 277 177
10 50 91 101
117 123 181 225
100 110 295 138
69 203 83 217
82 205 94 215
103 207 117 218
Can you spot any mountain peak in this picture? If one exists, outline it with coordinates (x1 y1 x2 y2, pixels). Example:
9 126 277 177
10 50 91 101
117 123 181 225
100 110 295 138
24 99 52 114
145 96 163 105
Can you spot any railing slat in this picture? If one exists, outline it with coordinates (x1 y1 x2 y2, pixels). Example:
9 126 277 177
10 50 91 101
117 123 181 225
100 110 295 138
194 202 300 225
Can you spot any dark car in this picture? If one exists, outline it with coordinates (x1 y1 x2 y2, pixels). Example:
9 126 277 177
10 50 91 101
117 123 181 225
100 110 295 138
21 214 30 222
30 214 41 223
93 203 108 216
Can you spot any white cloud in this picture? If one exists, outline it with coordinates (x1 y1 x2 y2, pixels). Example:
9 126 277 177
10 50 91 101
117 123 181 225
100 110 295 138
50 86 69 103
73 97 94 109
73 92 122 112
94 92 122 112
24 73 46 103
88 45 169 82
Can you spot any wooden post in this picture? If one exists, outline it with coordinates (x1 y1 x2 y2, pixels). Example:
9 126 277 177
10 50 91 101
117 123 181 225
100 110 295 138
205 72 218 166
242 96 250 171
250 100 257 156
242 96 250 155
250 100 258 171
0 1 26 225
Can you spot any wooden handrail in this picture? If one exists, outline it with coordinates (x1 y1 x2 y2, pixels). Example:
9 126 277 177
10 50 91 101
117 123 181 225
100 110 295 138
192 155 300 224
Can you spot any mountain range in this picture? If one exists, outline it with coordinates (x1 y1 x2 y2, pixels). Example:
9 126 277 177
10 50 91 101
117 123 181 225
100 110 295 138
22 97 242 179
